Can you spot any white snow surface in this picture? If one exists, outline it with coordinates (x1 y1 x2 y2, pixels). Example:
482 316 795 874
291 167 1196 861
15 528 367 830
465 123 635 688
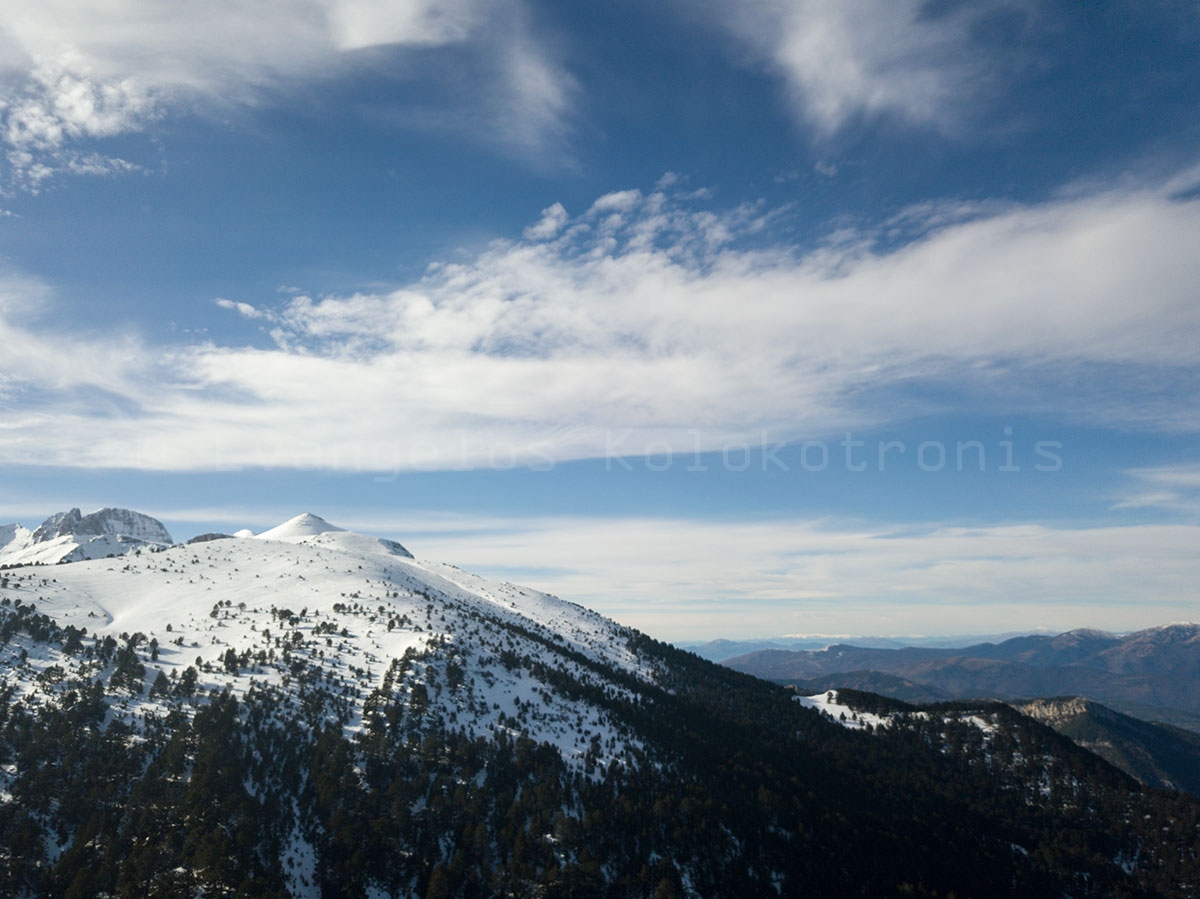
0 512 649 770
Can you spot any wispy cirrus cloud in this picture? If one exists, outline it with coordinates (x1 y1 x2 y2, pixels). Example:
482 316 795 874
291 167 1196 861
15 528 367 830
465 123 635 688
1 174 1199 471
0 0 572 190
700 0 1024 136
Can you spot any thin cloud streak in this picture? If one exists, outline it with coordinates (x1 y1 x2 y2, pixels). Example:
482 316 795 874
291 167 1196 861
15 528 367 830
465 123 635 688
1113 464 1200 513
399 517 1200 639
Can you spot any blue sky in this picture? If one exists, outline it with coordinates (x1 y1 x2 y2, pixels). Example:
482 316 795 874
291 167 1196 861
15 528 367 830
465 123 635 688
2 0 1200 640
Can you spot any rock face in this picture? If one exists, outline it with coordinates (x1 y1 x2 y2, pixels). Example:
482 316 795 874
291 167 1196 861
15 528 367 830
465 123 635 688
0 523 31 552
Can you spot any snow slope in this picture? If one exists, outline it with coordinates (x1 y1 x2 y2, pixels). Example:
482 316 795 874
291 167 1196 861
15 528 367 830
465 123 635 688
0 512 650 769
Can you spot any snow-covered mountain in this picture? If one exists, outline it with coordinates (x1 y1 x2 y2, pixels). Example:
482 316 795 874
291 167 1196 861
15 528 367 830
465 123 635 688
0 512 647 766
0 506 174 567
1 510 1197 897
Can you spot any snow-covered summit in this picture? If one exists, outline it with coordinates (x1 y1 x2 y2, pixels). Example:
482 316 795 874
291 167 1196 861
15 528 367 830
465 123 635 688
0 507 174 567
254 513 344 541
254 513 414 559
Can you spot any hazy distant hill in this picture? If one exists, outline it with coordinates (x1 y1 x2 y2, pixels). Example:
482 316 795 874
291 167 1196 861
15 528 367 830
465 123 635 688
678 632 1044 662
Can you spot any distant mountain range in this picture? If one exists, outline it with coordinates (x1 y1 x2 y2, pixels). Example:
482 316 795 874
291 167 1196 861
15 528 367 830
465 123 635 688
725 625 1200 731
678 631 1051 662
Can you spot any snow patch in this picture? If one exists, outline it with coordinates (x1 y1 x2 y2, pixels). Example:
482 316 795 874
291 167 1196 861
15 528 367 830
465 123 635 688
795 691 891 730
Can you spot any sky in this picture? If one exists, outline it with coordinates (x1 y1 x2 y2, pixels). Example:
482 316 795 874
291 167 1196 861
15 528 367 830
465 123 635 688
2 0 1200 641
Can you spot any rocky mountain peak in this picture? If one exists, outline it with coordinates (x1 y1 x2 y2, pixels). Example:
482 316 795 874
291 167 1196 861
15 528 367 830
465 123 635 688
31 507 173 546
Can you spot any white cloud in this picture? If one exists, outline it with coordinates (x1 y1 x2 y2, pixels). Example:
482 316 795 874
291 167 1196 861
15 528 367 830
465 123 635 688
215 297 270 320
492 15 576 156
0 0 571 189
589 189 642 214
0 1 496 93
0 269 152 411
706 0 1018 135
0 49 154 189
324 0 485 50
523 202 569 240
1 178 1199 470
